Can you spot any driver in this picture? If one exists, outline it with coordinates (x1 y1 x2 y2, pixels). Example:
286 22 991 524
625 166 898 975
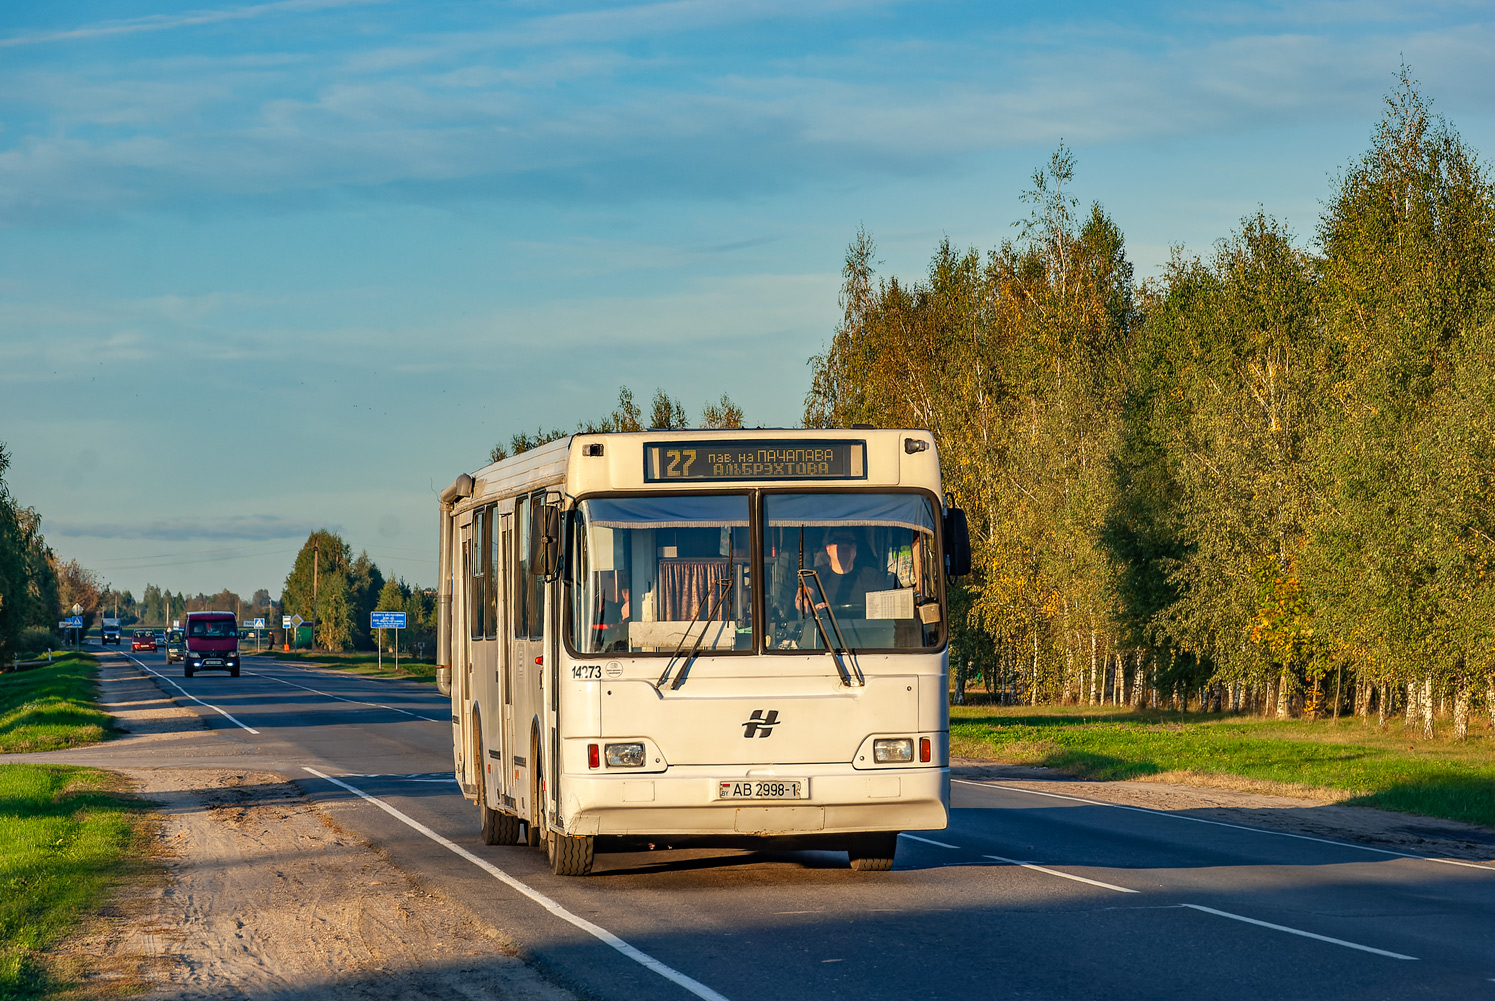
796 528 893 615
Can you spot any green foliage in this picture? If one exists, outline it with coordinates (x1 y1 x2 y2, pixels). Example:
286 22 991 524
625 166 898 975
492 384 748 461
648 389 688 430
699 393 745 429
809 70 1495 727
314 571 352 652
281 530 381 652
0 655 114 754
0 764 147 999
0 444 59 663
950 703 1495 827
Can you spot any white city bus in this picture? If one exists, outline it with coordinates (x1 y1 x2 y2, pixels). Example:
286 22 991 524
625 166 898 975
436 428 970 875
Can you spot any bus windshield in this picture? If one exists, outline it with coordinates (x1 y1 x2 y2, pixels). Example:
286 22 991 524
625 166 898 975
763 492 942 651
188 619 237 639
571 495 754 654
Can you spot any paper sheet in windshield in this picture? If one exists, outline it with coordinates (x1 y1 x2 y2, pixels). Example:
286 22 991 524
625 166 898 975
628 620 737 650
865 588 915 620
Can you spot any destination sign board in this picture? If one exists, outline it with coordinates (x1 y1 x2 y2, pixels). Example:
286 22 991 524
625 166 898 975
644 439 867 483
371 611 407 629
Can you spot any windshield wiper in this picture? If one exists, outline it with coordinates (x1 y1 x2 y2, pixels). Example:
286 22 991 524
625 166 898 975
657 576 734 691
797 569 864 687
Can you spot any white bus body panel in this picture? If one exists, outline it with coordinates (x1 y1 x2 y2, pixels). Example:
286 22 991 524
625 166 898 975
443 429 951 842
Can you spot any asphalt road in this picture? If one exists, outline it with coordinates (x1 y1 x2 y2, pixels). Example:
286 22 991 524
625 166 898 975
41 649 1495 1000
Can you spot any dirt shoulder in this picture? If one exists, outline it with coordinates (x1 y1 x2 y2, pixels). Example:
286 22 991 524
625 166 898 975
36 657 575 1001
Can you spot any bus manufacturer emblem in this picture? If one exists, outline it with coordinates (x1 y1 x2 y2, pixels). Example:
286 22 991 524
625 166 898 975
742 709 780 738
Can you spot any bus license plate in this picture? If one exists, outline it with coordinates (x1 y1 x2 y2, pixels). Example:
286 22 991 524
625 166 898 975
204 659 223 667
718 779 807 800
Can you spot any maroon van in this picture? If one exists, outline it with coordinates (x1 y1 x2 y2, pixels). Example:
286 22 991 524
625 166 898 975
184 610 241 678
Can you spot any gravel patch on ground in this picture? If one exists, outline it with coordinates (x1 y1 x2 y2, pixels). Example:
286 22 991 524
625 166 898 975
30 656 576 1001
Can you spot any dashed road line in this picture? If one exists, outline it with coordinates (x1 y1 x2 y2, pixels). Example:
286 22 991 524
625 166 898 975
982 853 1139 893
1179 904 1416 960
953 778 1495 873
245 669 446 722
900 833 961 849
303 767 732 1001
903 829 1417 960
126 655 260 734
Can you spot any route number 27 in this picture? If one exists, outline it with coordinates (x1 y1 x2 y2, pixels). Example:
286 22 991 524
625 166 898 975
666 449 697 477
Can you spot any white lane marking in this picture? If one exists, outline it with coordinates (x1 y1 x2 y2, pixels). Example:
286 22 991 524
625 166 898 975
303 768 732 1001
900 833 962 850
982 854 1139 893
127 655 260 734
246 670 446 723
953 779 1495 873
1180 904 1417 961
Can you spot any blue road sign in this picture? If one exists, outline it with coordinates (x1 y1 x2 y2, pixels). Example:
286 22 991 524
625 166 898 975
371 611 407 629
253 618 266 629
64 615 83 628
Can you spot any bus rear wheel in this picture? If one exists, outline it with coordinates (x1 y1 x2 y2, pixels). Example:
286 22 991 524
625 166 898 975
547 831 595 876
848 832 898 871
479 787 521 845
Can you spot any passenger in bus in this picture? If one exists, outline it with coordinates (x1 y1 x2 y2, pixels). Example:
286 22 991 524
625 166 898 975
796 528 895 616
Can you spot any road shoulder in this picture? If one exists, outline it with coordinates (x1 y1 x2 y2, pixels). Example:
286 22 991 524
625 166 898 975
29 655 575 1001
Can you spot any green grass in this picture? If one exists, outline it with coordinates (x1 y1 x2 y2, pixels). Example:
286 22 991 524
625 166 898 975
0 765 150 1000
259 649 437 684
951 703 1495 828
0 655 116 754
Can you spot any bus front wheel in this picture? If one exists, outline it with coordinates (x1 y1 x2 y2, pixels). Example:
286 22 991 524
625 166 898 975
848 832 898 871
547 831 595 876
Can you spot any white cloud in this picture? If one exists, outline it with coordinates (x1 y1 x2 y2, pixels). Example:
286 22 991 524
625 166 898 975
0 0 389 49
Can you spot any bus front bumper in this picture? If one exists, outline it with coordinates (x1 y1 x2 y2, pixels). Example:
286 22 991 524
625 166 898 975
557 764 949 837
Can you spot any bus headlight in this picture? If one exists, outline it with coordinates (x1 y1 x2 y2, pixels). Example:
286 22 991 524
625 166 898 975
605 742 645 767
873 738 914 763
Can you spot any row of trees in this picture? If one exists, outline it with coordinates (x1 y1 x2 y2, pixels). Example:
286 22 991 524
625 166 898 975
278 529 434 655
492 386 745 462
0 442 61 659
97 584 278 630
806 70 1495 736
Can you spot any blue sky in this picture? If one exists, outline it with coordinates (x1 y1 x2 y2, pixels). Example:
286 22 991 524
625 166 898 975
2 0 1493 599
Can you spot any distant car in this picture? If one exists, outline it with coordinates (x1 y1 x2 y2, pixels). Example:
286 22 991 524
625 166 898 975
153 630 166 646
131 629 157 652
165 630 185 663
102 618 121 645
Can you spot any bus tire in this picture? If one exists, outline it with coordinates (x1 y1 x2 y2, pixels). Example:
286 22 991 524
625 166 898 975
230 666 240 677
479 783 521 845
184 667 194 678
548 831 594 876
848 832 898 871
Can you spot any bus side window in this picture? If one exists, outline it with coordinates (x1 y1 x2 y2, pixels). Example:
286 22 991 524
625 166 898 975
514 494 530 638
482 505 495 639
469 508 484 641
526 490 546 639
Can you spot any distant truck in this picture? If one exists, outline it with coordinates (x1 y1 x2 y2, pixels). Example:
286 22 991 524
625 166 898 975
183 610 241 678
102 618 121 645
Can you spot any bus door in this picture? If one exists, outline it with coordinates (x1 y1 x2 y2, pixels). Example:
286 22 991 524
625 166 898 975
511 492 543 822
454 519 474 792
498 511 514 807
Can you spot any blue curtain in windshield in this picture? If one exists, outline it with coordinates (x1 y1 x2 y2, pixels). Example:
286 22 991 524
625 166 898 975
584 495 749 530
763 493 935 533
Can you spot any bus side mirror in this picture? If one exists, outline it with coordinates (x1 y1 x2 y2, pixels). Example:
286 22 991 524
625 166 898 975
530 503 562 580
943 507 971 578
